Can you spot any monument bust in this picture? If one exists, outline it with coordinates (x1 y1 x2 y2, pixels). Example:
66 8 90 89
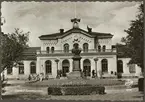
72 43 82 56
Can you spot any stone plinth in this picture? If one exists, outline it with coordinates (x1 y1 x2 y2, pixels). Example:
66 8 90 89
72 56 81 71
67 56 82 79
67 71 82 79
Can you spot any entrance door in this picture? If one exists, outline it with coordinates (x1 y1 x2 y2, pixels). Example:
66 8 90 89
83 59 91 77
117 60 123 78
62 60 70 77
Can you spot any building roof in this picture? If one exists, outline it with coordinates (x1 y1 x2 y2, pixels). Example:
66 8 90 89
22 47 40 60
39 27 113 40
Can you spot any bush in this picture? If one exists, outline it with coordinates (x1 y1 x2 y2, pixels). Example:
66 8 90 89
48 87 62 95
47 84 105 95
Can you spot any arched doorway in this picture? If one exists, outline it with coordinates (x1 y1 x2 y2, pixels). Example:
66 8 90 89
83 59 91 77
117 60 123 73
62 60 70 77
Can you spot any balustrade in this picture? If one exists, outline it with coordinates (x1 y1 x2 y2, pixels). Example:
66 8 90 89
36 48 116 55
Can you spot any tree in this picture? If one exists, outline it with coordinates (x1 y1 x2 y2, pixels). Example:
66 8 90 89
0 28 29 99
1 28 29 72
121 3 144 72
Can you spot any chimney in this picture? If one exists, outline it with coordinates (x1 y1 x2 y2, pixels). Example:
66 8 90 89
88 28 92 32
60 29 64 33
87 26 92 32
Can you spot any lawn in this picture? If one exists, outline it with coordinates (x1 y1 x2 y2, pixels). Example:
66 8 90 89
2 79 143 101
25 79 126 87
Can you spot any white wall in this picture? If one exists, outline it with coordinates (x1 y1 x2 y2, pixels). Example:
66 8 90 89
3 60 37 80
98 38 112 49
41 33 95 52
118 58 142 77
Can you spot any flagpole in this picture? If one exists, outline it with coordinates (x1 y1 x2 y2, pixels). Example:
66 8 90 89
74 2 76 18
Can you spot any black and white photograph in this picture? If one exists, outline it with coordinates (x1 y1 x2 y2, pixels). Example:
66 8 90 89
0 1 144 101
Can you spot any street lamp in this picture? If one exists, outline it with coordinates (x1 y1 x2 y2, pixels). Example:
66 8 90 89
55 59 59 78
94 58 98 78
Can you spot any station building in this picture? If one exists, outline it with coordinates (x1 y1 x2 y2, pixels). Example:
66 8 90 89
3 18 142 80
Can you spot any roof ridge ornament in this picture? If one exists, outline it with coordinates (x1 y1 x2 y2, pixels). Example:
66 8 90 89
71 18 81 28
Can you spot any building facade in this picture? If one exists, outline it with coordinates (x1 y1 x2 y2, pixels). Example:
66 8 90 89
3 18 142 80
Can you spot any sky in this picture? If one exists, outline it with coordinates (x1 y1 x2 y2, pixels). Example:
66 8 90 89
1 1 142 47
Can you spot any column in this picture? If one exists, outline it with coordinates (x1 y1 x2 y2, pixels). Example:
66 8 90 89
52 59 57 78
59 59 62 70
90 59 95 77
97 59 102 78
94 58 98 78
69 59 73 72
80 58 84 71
55 59 59 78
36 58 41 74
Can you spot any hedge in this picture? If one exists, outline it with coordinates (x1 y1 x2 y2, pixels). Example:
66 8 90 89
47 84 105 95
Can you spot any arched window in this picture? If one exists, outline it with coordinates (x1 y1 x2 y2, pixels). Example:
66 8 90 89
64 43 69 53
117 60 123 73
83 43 88 52
30 62 36 74
62 60 70 77
98 45 101 52
102 45 106 52
45 60 52 74
18 63 24 74
51 47 55 53
46 47 50 53
83 59 91 76
101 59 108 73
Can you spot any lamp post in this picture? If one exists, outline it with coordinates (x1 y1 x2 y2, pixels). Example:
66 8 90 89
55 59 59 78
94 58 98 78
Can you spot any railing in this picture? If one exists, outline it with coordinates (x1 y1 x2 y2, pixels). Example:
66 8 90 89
36 48 116 55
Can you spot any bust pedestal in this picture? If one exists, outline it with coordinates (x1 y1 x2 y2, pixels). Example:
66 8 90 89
67 56 82 79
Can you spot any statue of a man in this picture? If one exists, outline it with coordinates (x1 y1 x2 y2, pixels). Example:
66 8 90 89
72 43 82 56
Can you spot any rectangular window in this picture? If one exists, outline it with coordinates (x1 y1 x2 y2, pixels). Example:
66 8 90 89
19 66 24 74
129 64 136 73
7 67 12 75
